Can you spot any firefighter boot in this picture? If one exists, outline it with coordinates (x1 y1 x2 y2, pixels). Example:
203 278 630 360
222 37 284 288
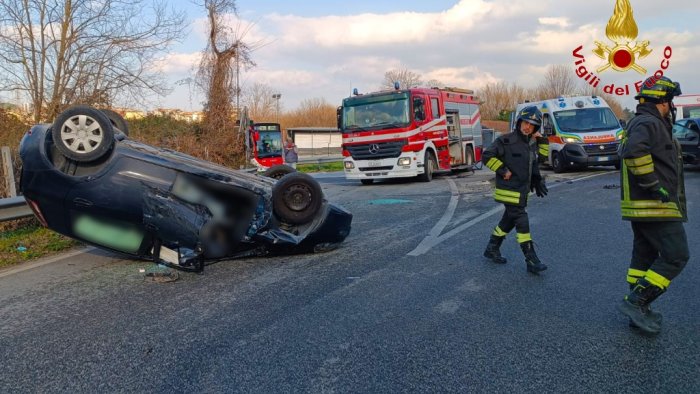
520 241 547 274
628 283 663 329
483 235 507 264
618 278 665 334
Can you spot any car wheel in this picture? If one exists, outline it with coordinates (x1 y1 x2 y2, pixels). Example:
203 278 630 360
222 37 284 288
360 179 374 185
614 160 621 170
272 172 323 224
101 108 129 136
51 105 114 162
263 164 296 180
552 151 566 173
418 150 436 182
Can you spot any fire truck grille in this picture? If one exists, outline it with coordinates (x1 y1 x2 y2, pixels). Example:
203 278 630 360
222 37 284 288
347 141 405 160
583 143 619 156
359 166 394 172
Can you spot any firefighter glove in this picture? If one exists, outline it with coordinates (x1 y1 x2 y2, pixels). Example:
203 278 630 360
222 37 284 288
534 180 548 197
650 186 670 203
530 175 547 197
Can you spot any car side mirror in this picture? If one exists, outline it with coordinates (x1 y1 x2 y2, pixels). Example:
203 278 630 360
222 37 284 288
413 97 425 122
543 123 553 136
336 106 343 130
619 119 627 128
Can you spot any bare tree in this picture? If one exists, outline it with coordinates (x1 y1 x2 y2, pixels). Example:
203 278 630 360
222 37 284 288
0 0 186 122
381 67 423 90
535 64 579 99
425 79 444 88
243 82 278 122
478 81 529 120
195 0 259 166
281 98 336 129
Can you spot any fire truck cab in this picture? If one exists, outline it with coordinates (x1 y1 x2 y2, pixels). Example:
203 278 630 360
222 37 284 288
513 96 624 173
339 86 482 184
247 122 284 171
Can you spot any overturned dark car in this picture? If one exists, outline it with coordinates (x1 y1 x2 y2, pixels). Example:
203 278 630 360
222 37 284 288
19 106 352 272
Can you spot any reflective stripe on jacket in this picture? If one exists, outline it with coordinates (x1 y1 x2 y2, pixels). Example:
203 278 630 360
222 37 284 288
482 131 543 207
619 102 687 222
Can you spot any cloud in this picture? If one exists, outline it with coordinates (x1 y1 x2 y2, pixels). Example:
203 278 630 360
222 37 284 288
538 17 570 28
245 69 321 87
159 1 700 111
151 52 202 73
266 0 533 48
423 67 501 89
327 57 403 80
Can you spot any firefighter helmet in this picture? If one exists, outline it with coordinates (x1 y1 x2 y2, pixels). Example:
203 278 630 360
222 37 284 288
516 106 542 132
634 76 682 103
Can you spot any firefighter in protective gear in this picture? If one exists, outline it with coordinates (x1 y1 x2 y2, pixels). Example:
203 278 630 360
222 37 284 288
482 106 549 274
618 75 689 334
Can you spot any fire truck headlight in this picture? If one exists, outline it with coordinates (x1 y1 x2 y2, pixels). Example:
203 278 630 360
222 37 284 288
344 161 355 169
397 157 411 166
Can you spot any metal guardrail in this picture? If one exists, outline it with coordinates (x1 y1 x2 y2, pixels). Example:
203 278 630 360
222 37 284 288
297 155 343 164
0 196 32 222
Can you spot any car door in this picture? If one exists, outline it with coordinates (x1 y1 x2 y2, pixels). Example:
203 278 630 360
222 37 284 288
64 154 176 254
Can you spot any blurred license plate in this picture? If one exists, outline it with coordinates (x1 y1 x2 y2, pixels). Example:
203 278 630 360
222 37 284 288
596 156 610 162
368 160 381 167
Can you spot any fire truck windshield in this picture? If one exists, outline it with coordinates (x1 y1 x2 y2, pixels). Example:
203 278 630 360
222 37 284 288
256 131 282 158
553 108 620 132
342 93 410 131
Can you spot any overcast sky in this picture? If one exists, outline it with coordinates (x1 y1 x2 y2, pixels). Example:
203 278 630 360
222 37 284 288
81 0 700 112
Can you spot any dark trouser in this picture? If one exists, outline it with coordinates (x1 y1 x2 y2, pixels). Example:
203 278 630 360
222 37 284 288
627 221 689 289
494 205 531 244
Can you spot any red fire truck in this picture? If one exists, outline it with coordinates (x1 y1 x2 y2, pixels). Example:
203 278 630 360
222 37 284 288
249 122 284 170
240 119 285 171
339 86 483 184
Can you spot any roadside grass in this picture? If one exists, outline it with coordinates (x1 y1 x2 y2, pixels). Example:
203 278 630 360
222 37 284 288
297 161 343 173
0 218 79 269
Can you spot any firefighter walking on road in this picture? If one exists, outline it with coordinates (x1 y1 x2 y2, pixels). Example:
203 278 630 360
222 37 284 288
618 75 689 334
482 106 550 274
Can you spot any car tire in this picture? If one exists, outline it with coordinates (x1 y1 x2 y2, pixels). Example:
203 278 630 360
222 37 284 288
552 151 566 173
418 150 436 182
614 160 621 170
272 172 323 224
263 164 297 180
360 179 374 185
51 105 115 162
101 108 129 136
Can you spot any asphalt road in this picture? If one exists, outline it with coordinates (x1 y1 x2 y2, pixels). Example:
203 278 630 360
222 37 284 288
1 166 699 392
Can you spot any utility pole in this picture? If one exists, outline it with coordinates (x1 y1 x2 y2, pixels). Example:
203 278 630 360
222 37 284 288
235 55 240 118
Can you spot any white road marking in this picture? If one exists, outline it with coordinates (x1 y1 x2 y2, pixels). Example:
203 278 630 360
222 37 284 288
407 178 460 255
407 205 503 256
407 171 613 256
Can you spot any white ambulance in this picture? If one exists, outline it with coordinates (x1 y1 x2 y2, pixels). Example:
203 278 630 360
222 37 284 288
512 96 624 173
